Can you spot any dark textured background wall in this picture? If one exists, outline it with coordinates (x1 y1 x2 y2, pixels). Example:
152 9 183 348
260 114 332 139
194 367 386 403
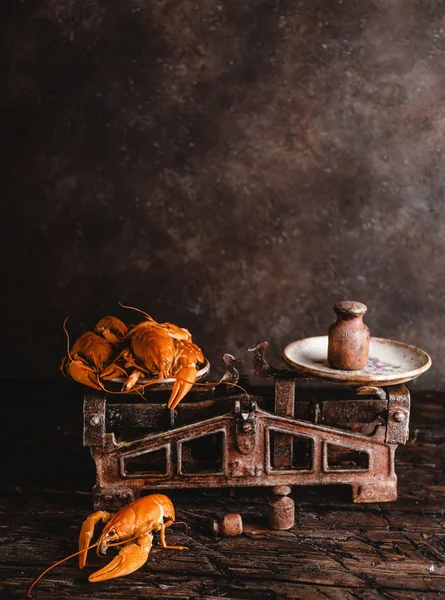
2 0 445 388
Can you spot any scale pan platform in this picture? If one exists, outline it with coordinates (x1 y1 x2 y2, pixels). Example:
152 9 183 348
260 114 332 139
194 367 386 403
105 359 211 398
283 336 431 386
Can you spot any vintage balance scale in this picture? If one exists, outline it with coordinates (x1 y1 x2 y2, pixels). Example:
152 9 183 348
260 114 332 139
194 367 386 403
83 302 431 520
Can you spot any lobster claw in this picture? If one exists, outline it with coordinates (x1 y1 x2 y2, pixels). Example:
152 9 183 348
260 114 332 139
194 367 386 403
88 534 153 582
79 511 111 569
167 365 198 410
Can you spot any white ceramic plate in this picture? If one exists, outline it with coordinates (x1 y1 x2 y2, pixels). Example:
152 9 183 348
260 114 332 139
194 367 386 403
283 336 431 386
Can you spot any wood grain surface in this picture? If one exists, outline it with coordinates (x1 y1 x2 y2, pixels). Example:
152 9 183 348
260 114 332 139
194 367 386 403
2 381 445 599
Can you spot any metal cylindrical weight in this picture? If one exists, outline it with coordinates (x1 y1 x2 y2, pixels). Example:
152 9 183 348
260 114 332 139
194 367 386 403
268 486 295 530
210 513 243 536
221 513 243 536
328 301 370 371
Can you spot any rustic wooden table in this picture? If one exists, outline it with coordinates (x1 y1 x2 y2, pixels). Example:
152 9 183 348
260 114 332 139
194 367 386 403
2 381 445 599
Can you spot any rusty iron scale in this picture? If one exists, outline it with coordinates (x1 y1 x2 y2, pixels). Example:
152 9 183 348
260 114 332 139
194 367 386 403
83 303 431 529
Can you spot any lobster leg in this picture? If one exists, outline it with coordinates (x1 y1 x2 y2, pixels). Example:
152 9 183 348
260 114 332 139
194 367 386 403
100 349 130 380
159 522 188 551
122 369 144 391
167 365 198 410
88 533 153 582
79 511 111 568
100 362 128 380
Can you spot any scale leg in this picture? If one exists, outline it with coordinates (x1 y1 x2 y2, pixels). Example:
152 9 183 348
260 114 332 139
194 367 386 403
93 485 137 510
351 479 397 503
268 486 295 530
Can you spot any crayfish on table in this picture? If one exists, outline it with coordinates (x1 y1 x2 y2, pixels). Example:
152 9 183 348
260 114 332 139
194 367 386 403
27 494 188 596
61 305 208 408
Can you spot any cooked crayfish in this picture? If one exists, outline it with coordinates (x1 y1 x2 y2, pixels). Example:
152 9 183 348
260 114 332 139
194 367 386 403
28 494 187 596
60 331 112 391
78 494 187 581
112 318 205 408
61 316 128 390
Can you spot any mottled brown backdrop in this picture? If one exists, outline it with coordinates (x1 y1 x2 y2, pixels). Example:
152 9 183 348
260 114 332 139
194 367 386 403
2 0 445 388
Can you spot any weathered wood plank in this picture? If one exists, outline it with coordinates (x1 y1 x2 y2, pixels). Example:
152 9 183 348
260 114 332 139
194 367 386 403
2 384 445 599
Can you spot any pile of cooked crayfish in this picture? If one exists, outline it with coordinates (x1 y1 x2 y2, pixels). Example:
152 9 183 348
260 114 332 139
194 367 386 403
61 306 205 409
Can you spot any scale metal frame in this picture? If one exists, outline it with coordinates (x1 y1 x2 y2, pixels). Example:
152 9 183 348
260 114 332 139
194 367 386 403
83 343 411 510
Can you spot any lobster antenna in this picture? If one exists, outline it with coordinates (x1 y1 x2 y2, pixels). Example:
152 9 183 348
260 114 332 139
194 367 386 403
27 531 155 598
62 318 97 375
171 376 249 399
94 531 151 557
118 302 155 322
97 376 159 400
98 379 148 402
27 542 100 598
62 317 75 365
104 532 147 548
99 375 249 402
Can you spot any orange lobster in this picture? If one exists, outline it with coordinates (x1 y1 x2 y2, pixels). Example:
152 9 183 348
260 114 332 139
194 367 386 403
27 494 188 596
117 319 205 408
61 316 128 390
61 331 112 391
125 323 177 379
79 494 187 581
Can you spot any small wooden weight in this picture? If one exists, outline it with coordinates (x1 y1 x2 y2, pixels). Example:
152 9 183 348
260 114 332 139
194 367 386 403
328 301 370 371
268 485 295 530
211 513 243 536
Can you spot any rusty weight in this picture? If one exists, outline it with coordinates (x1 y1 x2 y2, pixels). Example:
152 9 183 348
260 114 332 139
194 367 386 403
268 486 295 530
328 301 370 370
210 513 243 536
